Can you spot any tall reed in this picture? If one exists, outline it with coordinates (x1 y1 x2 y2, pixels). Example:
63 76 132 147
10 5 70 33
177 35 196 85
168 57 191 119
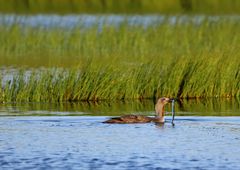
0 0 240 14
0 17 239 102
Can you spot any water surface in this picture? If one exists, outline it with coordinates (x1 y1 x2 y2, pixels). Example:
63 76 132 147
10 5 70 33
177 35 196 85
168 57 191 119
0 116 240 170
0 98 239 116
0 99 240 169
1 14 239 29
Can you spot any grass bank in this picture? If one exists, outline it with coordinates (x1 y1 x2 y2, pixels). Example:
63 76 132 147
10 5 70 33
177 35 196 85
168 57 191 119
0 0 240 14
0 17 239 102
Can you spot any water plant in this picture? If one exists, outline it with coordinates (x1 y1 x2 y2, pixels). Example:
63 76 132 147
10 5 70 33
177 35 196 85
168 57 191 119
0 16 239 102
0 0 240 14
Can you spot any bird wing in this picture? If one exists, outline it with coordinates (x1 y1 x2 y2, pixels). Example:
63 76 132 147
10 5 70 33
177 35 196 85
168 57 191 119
103 115 152 123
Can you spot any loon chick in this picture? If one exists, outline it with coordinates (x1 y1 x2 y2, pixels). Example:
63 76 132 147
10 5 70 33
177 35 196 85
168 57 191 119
103 97 172 124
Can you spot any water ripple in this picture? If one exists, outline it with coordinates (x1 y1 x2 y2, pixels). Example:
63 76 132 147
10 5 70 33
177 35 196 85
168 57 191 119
0 116 240 169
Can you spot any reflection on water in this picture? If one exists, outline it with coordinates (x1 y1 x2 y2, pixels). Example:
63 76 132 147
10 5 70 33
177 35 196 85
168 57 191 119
0 98 239 116
0 116 240 169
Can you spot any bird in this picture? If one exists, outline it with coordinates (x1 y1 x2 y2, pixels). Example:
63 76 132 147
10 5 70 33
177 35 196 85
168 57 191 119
103 97 173 124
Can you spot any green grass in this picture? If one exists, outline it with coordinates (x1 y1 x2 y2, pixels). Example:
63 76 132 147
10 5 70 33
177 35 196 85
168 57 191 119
0 16 240 102
0 0 240 14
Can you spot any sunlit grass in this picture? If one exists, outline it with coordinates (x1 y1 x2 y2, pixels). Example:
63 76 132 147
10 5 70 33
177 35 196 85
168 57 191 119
0 17 239 102
0 0 240 14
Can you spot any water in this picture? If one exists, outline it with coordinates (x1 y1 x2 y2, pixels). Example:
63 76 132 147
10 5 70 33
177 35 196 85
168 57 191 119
0 99 239 117
1 116 240 170
0 14 239 29
0 99 240 169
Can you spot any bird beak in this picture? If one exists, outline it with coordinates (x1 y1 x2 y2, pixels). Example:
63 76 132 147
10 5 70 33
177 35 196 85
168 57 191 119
167 98 174 103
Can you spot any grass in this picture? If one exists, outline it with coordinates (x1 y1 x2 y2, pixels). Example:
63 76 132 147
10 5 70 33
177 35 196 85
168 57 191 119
0 16 239 102
0 0 240 14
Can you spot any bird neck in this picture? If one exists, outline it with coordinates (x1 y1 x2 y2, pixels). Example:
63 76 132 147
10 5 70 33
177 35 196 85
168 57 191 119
155 103 165 122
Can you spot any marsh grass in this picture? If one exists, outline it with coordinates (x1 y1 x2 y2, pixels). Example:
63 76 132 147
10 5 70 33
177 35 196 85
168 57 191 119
0 0 240 14
0 17 239 102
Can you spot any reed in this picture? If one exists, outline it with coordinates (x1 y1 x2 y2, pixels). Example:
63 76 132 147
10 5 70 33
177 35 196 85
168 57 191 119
0 17 239 102
0 0 240 14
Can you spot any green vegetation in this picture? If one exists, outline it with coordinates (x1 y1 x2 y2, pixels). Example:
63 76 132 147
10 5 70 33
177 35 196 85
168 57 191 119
0 17 239 102
0 0 240 14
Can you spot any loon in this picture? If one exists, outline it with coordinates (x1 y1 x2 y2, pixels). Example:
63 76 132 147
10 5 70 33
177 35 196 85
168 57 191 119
103 97 173 124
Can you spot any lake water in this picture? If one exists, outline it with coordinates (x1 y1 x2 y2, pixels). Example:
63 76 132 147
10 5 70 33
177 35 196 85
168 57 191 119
0 14 239 29
0 99 240 169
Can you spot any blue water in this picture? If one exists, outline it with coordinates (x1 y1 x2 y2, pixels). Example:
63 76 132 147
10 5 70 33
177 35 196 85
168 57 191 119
0 14 239 29
1 116 240 170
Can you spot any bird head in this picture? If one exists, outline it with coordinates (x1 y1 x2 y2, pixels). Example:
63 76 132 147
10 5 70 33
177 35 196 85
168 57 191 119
157 97 173 105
